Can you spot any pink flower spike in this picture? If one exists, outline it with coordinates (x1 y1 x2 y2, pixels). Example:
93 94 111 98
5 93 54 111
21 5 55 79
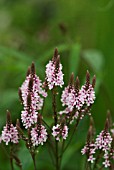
45 50 64 90
31 125 48 146
1 124 19 145
20 63 47 128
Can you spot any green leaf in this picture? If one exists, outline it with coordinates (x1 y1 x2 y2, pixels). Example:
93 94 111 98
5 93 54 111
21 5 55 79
82 49 104 72
0 46 32 62
61 142 83 168
69 43 81 77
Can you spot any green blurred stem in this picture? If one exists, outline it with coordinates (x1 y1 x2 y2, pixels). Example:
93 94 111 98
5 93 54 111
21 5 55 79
10 157 14 170
55 140 59 170
63 116 80 153
59 140 65 168
93 150 103 169
42 119 51 131
85 161 92 170
10 146 14 170
31 152 37 170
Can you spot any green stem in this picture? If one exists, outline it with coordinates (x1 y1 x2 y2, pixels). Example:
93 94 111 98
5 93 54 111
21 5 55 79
93 151 103 170
10 157 14 170
52 87 60 170
42 119 51 131
10 146 14 170
59 140 65 168
63 117 80 153
52 88 57 125
31 153 37 170
55 140 59 170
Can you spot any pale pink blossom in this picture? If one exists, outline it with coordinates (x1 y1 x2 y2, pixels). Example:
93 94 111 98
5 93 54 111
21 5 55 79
61 86 76 112
95 130 112 151
20 65 47 128
21 110 38 129
31 125 48 146
45 60 64 90
80 84 95 107
81 142 96 163
60 83 95 116
1 124 19 145
103 159 110 168
21 74 47 111
52 124 68 141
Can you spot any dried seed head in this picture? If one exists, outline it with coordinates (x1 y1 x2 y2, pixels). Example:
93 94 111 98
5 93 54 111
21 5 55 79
6 110 12 125
59 23 67 35
107 110 112 128
18 88 23 103
87 125 93 142
53 48 58 62
16 119 20 128
26 66 31 76
104 118 109 132
61 118 66 128
69 73 74 87
75 76 80 93
28 129 31 140
28 77 33 91
90 116 96 136
86 70 90 88
27 93 31 107
55 55 60 71
37 114 42 124
90 116 94 127
31 62 35 75
92 75 96 88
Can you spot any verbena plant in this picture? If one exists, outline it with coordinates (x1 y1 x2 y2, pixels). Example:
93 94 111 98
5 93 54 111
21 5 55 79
0 48 113 170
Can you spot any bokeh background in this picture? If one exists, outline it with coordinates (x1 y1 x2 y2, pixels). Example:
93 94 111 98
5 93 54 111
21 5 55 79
0 0 114 169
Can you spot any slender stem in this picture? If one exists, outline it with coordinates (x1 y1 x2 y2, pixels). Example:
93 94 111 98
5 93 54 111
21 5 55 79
99 165 104 170
85 160 92 170
46 141 55 166
1 143 10 158
52 87 60 170
59 140 65 168
42 119 51 131
41 97 46 116
93 151 103 169
31 153 37 170
10 157 14 170
55 140 59 170
52 87 57 125
10 146 14 170
63 117 80 153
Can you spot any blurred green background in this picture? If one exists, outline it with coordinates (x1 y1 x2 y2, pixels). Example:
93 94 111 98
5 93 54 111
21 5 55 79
0 0 114 169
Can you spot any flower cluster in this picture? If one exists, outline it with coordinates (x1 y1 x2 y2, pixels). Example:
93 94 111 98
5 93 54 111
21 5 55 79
31 125 47 146
60 71 96 123
95 129 112 168
81 142 96 163
52 124 68 141
45 48 64 90
0 111 19 145
0 48 100 170
31 115 48 146
19 62 47 128
81 118 114 168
